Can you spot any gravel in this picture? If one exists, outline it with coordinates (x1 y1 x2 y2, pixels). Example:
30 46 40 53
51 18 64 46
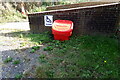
0 23 45 78
0 22 30 30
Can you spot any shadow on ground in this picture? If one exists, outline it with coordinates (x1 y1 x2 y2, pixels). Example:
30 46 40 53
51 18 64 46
1 46 47 78
0 30 54 44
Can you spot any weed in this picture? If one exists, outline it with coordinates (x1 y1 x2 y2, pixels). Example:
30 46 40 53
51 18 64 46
13 60 20 65
43 46 53 51
4 57 13 63
15 74 23 78
38 41 43 44
39 54 46 59
32 46 40 50
30 46 40 53
20 34 23 38
20 42 27 47
30 49 35 53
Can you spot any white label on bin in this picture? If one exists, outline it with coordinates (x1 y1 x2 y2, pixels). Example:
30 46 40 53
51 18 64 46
44 15 53 26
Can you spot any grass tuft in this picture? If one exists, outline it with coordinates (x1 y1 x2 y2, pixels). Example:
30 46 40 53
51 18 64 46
13 60 20 65
4 57 13 63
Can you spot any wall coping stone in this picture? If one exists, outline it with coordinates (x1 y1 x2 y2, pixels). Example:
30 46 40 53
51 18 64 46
28 2 119 16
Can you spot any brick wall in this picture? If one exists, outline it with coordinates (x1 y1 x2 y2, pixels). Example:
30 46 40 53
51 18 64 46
28 2 120 35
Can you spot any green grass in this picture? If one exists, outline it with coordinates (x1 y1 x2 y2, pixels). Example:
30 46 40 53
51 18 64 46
38 54 48 63
6 31 119 78
21 32 118 78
